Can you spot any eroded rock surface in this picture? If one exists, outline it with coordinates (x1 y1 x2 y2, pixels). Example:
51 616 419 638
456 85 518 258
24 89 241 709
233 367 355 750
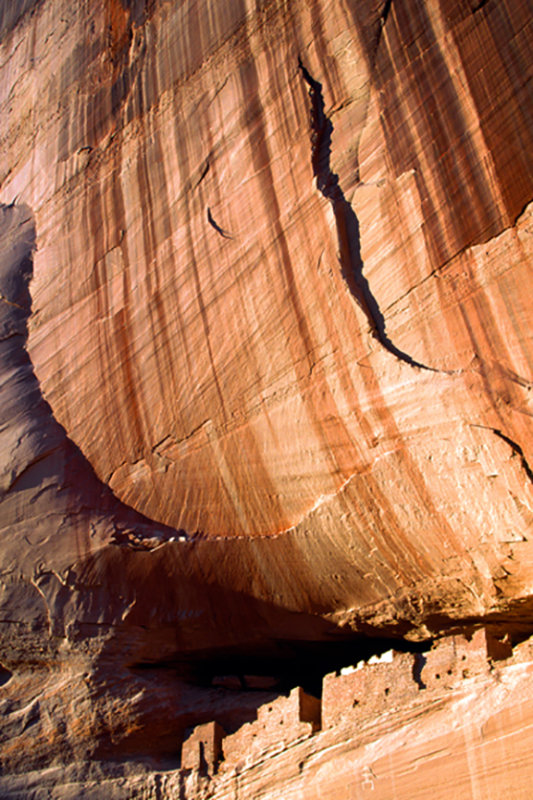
0 0 532 792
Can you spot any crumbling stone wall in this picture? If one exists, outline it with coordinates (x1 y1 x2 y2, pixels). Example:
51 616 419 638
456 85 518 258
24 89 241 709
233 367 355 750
322 650 418 729
181 721 225 774
181 628 522 776
420 628 491 689
221 687 320 769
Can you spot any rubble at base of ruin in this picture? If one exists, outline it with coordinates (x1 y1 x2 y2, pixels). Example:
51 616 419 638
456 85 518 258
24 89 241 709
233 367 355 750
180 628 533 777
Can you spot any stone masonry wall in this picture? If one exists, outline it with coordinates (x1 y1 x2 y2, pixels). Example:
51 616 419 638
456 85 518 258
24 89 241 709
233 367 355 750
420 628 492 690
180 628 518 776
220 687 320 770
321 650 418 730
181 721 226 774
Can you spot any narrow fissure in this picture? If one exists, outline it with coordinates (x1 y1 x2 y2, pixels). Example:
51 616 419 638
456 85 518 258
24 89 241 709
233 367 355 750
471 0 490 13
381 0 393 26
207 207 233 239
0 662 12 687
298 58 436 372
471 424 533 484
492 429 533 483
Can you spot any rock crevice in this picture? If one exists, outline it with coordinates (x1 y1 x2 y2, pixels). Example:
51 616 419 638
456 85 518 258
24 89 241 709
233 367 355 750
298 58 435 372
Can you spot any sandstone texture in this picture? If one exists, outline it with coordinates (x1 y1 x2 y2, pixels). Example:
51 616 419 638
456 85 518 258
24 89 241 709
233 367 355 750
0 0 532 794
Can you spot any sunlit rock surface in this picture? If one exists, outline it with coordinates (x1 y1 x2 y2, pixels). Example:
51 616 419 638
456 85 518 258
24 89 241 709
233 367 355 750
0 0 532 792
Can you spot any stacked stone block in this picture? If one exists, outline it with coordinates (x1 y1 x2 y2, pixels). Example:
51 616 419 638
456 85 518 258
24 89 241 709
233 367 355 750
321 650 419 729
181 721 225 774
180 628 522 774
420 629 491 689
221 687 320 767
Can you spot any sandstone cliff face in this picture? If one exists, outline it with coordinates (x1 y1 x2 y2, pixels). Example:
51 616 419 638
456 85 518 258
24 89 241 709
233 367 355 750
0 0 532 790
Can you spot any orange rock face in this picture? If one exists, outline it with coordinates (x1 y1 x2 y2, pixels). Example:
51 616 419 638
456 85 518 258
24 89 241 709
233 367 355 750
0 0 532 792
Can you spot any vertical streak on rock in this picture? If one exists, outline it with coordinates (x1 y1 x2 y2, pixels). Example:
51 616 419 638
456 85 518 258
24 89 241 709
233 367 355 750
237 49 353 487
298 58 435 372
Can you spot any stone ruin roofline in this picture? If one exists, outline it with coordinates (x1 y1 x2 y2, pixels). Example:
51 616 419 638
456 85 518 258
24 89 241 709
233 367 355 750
180 626 530 776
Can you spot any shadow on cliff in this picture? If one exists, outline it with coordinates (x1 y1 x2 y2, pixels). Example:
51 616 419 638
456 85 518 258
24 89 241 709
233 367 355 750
0 203 181 538
0 203 395 744
0 202 330 657
2 197 533 767
0 201 364 764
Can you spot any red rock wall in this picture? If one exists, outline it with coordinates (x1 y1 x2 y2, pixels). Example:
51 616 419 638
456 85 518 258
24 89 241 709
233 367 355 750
2 0 531 540
0 0 532 790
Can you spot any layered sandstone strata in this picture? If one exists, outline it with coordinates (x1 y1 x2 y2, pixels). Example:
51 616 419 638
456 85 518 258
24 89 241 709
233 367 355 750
0 0 532 790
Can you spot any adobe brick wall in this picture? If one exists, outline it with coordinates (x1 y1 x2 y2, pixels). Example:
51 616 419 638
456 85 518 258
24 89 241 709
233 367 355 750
420 629 490 690
222 687 319 768
322 651 418 729
181 628 509 775
181 721 225 773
